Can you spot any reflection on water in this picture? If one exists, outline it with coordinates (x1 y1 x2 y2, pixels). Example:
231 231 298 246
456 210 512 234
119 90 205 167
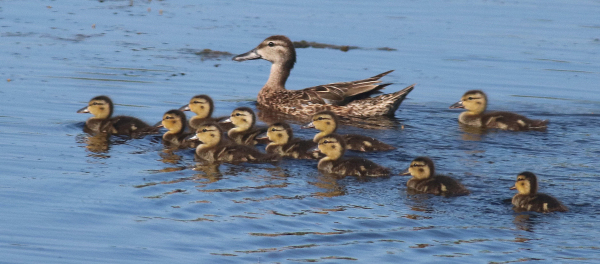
309 174 347 198
256 104 402 129
513 214 536 232
76 133 111 157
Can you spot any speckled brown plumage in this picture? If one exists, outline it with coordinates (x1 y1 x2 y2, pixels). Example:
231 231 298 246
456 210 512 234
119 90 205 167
317 134 390 177
233 35 415 118
403 157 470 196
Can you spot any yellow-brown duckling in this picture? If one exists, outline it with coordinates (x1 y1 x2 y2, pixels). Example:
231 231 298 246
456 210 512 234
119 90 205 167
450 90 548 131
179 94 233 131
190 122 278 164
511 172 568 213
317 134 390 177
159 109 196 149
222 107 269 146
401 157 470 196
77 95 158 136
303 111 395 152
265 122 322 159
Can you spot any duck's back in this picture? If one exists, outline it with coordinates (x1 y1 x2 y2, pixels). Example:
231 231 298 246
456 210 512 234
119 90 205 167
163 132 196 149
230 127 269 146
110 116 158 135
512 193 567 213
323 157 389 177
481 111 548 131
407 175 469 196
343 134 395 152
215 144 278 164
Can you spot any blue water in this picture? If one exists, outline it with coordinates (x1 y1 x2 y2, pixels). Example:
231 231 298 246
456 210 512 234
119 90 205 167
1 0 599 263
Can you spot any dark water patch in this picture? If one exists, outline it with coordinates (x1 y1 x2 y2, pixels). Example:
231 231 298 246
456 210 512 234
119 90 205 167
180 48 234 61
293 40 396 52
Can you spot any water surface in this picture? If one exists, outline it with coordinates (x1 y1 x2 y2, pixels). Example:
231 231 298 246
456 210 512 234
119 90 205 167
1 0 599 263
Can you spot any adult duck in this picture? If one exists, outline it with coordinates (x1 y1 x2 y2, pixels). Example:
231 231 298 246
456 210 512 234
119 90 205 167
233 35 415 118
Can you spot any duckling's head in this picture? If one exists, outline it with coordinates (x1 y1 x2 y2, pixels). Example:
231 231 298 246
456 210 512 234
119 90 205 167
267 122 293 145
161 109 187 134
191 122 223 148
184 94 214 119
318 134 346 160
450 90 488 114
227 107 256 131
77 95 113 119
405 157 435 180
512 171 538 195
232 35 296 70
310 111 339 132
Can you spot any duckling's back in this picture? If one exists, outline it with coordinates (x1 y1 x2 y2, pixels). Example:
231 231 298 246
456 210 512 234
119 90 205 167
111 116 158 136
216 144 279 164
328 157 390 177
343 134 396 152
482 111 548 131
512 193 567 213
407 175 469 196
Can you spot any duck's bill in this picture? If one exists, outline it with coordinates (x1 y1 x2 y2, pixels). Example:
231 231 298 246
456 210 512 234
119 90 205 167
256 131 269 141
77 106 90 113
449 101 464 109
400 168 411 176
220 118 232 124
187 134 201 143
309 146 320 153
301 122 315 129
509 186 517 190
179 105 190 111
154 121 164 128
232 48 261 61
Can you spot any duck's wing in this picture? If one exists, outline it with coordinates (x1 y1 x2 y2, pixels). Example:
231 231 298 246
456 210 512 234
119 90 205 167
342 134 395 152
482 111 548 131
335 157 390 177
300 70 394 105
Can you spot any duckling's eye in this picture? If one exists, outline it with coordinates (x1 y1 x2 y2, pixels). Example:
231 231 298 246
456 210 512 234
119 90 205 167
317 117 323 120
235 113 242 116
468 97 473 100
165 116 172 120
271 128 276 131
268 42 274 47
202 128 207 132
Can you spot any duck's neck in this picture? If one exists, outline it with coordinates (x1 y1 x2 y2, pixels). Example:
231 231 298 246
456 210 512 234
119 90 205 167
229 122 252 136
313 130 332 143
263 62 290 92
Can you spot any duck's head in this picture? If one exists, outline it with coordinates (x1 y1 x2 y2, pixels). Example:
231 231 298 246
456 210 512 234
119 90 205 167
450 90 487 114
189 122 223 148
402 157 435 180
510 171 538 195
161 109 187 134
267 122 293 145
303 111 339 142
224 107 256 132
317 134 346 161
181 94 214 119
232 35 296 70
450 90 488 114
77 95 113 119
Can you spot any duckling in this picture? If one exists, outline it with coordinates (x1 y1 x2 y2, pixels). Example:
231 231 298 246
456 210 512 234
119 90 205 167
317 134 390 177
222 107 268 146
303 111 395 152
190 122 278 164
450 90 548 131
233 35 415 118
265 122 322 159
77 95 158 136
510 172 568 213
159 109 196 149
401 157 470 196
179 94 233 131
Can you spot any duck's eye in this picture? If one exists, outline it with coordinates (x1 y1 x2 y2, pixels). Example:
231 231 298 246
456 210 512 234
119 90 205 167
165 116 172 120
468 97 473 100
271 128 277 131
202 128 207 132
268 42 274 47
317 117 323 120
235 113 242 116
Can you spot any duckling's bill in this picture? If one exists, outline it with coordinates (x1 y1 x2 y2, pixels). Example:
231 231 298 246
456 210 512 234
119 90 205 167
449 101 464 109
301 122 315 129
179 105 190 111
400 168 411 176
77 106 90 113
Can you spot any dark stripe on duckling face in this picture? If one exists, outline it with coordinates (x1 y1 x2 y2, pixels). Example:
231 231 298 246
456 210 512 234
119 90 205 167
407 157 435 180
162 109 187 134
188 95 214 118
